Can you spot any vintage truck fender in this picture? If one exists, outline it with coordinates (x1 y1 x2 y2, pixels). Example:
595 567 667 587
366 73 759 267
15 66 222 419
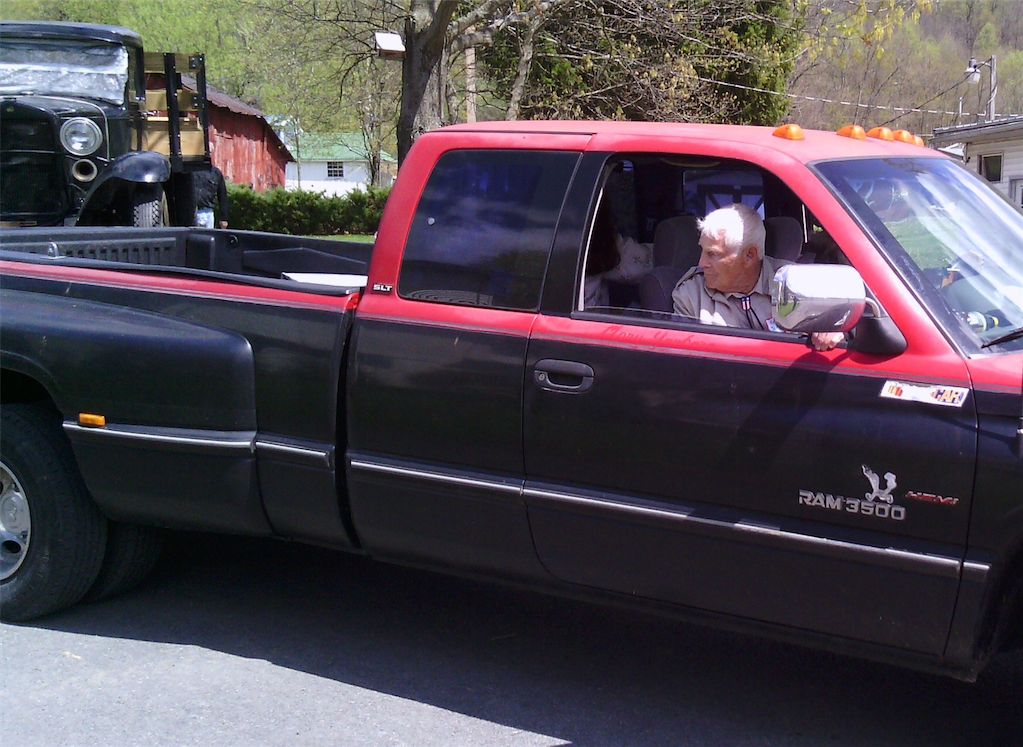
77 151 171 218
1 288 269 534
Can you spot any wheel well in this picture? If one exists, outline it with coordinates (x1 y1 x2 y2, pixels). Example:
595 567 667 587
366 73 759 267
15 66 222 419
978 546 1023 658
1 369 55 409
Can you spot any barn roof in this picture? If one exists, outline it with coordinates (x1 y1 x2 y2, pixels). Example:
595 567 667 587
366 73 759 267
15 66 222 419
181 74 294 161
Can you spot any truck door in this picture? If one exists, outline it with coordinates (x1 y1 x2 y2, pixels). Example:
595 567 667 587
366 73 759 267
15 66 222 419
522 152 977 655
346 143 583 581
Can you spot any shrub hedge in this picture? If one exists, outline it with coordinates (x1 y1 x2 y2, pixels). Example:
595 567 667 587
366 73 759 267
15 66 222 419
227 184 391 236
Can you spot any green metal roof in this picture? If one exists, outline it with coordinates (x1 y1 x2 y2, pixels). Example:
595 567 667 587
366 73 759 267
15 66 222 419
291 132 396 163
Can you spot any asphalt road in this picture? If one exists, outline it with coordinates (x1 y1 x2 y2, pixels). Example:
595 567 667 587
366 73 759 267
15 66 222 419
3 533 1022 747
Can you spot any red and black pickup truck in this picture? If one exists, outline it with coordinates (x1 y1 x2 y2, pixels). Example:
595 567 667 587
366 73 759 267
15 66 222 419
2 122 1022 681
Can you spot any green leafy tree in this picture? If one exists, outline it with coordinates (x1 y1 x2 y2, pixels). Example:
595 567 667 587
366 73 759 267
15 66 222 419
480 0 804 126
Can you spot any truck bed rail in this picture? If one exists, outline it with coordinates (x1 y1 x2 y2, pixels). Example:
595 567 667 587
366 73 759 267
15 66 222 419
0 227 372 293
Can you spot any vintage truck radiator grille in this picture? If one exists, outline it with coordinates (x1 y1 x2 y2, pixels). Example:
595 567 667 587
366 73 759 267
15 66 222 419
0 153 65 219
0 113 65 221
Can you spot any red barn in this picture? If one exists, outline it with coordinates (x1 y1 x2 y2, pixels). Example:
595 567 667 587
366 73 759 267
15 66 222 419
183 75 293 191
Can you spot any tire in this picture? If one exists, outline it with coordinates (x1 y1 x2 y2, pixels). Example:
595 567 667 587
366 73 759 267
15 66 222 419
130 185 166 228
0 404 107 621
84 522 163 602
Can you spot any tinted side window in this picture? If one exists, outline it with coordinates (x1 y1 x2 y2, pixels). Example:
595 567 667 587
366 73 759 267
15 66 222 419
399 149 578 310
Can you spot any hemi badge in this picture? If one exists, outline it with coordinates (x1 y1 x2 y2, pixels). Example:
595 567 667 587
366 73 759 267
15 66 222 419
372 283 393 293
78 413 107 427
880 380 969 408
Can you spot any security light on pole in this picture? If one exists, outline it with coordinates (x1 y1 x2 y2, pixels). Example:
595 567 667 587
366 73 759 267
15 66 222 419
966 56 997 121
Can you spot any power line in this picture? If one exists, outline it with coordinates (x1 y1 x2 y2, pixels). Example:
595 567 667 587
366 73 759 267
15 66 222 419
877 74 974 127
695 75 1016 120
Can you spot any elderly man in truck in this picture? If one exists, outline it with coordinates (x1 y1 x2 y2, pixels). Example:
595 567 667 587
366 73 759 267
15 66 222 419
671 203 844 351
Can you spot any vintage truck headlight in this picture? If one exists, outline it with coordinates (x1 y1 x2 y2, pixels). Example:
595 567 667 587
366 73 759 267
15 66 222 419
59 118 102 156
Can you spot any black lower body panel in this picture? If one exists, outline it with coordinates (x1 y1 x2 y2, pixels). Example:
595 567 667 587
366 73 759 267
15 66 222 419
346 452 550 582
64 422 270 534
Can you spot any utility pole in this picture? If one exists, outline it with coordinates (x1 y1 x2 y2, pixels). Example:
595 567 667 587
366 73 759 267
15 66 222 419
967 56 997 122
988 55 997 122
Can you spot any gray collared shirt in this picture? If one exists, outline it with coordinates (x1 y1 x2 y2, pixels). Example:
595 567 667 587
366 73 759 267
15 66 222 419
671 255 791 330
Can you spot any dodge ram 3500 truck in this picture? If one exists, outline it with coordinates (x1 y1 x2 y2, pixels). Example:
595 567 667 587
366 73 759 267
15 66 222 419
2 122 1022 681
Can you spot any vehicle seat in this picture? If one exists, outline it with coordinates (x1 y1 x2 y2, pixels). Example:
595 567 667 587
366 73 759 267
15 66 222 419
764 216 804 262
639 215 700 312
652 215 701 268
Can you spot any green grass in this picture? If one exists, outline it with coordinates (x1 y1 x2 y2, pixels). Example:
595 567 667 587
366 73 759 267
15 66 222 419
310 234 375 244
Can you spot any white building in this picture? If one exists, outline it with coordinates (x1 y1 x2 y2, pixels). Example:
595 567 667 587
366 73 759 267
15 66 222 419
283 132 396 197
931 117 1023 208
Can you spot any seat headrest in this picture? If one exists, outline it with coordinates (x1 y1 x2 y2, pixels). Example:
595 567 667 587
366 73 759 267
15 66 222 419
653 215 701 268
764 216 804 261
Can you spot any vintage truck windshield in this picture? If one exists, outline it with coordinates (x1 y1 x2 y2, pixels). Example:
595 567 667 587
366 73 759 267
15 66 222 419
817 157 1023 352
0 38 129 105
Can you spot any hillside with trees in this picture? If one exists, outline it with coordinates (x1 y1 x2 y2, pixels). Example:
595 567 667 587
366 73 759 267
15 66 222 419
4 0 1018 160
790 0 1022 134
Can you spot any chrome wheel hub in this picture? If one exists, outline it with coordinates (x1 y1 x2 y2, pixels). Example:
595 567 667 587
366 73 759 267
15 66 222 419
0 460 31 581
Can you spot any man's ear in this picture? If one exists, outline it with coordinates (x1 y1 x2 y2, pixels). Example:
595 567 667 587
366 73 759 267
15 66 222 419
743 245 759 263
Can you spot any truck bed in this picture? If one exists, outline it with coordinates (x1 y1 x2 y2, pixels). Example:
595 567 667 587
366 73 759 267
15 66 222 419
1 225 367 550
0 226 372 294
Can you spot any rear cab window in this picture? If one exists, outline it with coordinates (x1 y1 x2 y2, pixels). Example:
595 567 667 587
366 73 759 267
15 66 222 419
399 149 578 311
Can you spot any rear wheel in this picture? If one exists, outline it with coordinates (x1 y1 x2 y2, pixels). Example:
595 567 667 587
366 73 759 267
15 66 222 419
130 184 167 228
85 522 163 602
0 404 107 621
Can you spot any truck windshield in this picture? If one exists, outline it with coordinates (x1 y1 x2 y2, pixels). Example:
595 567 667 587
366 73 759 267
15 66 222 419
0 38 129 105
816 156 1023 353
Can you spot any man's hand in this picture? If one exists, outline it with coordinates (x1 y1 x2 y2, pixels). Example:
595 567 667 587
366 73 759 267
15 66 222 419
810 332 845 351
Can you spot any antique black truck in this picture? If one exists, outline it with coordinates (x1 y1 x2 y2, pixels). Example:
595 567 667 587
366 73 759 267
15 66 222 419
2 121 1022 681
0 21 210 228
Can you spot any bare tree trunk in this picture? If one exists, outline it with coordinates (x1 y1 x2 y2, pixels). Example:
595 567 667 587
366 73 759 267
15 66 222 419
294 126 301 189
397 1 459 164
465 43 477 123
442 44 460 126
361 115 380 187
506 18 538 121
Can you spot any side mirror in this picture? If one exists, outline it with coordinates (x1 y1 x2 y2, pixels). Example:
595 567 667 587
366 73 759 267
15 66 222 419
772 264 866 333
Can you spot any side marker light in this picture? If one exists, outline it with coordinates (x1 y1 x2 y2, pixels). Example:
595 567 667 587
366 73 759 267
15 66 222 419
78 413 106 428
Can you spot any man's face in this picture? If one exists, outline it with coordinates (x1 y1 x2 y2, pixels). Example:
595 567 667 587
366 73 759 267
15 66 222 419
698 232 759 294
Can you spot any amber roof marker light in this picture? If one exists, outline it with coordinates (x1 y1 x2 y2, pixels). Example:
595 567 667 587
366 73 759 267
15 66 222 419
866 126 895 141
836 124 867 140
773 124 805 141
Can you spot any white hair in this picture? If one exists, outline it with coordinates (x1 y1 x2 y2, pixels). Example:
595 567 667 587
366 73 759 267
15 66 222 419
698 203 766 260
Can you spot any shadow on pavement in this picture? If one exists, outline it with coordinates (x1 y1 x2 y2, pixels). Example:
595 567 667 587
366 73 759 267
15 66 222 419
25 532 1023 746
